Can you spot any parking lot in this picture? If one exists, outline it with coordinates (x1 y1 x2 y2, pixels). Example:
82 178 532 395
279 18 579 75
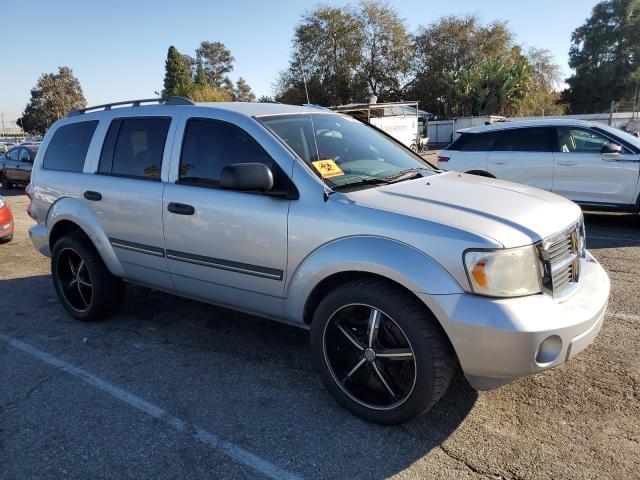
0 188 638 479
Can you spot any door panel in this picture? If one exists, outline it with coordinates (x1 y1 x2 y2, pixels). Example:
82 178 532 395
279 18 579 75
487 128 554 190
163 185 289 316
552 127 640 205
162 116 292 320
82 116 173 289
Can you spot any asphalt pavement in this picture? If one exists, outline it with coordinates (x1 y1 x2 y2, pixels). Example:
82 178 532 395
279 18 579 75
0 188 638 479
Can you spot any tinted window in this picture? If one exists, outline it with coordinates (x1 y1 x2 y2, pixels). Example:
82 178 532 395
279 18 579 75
19 148 32 162
556 127 609 154
6 148 19 161
179 119 282 188
493 128 550 152
458 132 498 151
43 121 98 171
99 117 170 179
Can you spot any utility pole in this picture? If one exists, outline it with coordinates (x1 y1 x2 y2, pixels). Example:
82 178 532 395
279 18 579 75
609 100 615 126
1 113 4 131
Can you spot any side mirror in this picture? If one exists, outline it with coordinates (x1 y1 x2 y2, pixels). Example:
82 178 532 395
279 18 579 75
601 142 622 155
220 163 274 192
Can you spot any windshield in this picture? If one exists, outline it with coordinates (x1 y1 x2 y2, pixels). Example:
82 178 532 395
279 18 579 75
260 113 435 189
594 124 640 150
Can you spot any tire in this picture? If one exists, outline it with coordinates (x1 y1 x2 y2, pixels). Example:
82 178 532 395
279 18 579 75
51 232 125 321
310 278 456 425
0 174 12 189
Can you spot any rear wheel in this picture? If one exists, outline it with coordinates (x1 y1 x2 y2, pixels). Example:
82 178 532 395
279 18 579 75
0 174 12 189
310 278 456 424
51 233 125 321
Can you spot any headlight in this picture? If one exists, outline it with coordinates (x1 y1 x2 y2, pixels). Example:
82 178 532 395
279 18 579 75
464 245 542 297
0 198 5 209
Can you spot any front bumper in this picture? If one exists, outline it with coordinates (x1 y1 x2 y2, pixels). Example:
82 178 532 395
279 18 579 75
420 251 609 390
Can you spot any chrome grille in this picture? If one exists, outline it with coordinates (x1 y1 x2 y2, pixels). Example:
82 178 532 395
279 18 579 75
542 220 585 298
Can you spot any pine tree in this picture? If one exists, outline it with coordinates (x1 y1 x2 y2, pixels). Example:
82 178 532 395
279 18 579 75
234 77 256 102
163 46 193 97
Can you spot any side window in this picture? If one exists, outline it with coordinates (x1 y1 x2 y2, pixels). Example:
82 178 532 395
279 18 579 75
98 117 170 179
556 128 609 154
43 121 98 171
494 128 550 152
459 132 497 152
6 148 20 162
179 118 285 189
19 148 32 162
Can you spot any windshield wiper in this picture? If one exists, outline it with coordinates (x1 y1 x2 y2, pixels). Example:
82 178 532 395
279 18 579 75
332 177 391 190
383 168 426 183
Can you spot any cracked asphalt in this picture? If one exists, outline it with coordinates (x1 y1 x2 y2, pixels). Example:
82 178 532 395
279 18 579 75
1 188 639 479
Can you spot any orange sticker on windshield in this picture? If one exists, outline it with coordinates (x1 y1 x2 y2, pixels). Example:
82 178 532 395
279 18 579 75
312 159 344 178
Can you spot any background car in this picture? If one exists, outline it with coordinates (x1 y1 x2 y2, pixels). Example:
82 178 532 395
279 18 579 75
0 144 38 189
438 119 640 212
0 194 14 242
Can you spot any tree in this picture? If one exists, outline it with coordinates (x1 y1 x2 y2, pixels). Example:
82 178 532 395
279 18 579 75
357 1 412 100
257 95 274 103
563 0 640 113
518 48 566 116
19 67 86 135
163 46 193 96
194 59 208 87
409 15 515 117
196 41 234 87
233 77 256 102
186 85 232 102
276 5 365 105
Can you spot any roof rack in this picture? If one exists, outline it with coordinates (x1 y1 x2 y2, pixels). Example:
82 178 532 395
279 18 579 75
67 96 195 117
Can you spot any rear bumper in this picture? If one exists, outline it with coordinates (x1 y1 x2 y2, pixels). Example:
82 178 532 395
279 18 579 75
28 224 50 256
420 251 609 390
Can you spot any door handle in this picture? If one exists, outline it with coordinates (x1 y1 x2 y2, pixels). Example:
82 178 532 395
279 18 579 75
83 190 102 201
557 161 577 166
168 202 195 215
490 160 507 165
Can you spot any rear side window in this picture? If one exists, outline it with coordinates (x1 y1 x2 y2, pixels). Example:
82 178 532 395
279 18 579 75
493 128 551 152
98 117 171 180
179 118 286 189
453 132 498 151
43 121 98 171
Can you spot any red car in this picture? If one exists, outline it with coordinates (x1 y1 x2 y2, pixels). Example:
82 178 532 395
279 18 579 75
0 194 14 242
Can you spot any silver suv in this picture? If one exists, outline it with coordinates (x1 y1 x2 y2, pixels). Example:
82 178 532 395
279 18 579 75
28 98 610 424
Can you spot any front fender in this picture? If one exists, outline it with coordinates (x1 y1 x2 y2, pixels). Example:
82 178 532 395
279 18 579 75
284 236 462 325
46 197 125 277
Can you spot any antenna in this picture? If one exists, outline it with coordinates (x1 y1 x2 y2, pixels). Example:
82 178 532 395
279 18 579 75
298 57 332 202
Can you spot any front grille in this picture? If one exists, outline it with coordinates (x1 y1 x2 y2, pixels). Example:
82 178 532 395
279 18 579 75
542 220 585 298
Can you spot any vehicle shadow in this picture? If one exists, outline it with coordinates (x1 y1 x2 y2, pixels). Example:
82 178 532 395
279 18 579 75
1 274 477 478
0 187 26 197
583 211 640 249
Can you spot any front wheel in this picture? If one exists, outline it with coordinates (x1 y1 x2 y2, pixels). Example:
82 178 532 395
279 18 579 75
310 278 456 424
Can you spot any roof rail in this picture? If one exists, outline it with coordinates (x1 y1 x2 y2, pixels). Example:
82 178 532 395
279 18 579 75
67 96 195 117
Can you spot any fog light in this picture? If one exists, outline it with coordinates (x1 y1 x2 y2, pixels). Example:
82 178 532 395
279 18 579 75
535 335 562 365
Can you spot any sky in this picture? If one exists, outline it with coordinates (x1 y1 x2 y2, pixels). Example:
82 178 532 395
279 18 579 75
1 0 600 123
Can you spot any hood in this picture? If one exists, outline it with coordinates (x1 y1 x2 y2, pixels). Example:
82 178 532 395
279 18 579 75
344 172 582 248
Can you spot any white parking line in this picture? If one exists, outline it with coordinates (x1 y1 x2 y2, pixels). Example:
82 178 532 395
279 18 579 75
0 333 301 480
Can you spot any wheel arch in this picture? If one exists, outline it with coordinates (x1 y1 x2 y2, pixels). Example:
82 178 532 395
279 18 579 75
46 197 125 277
284 236 462 327
465 170 495 178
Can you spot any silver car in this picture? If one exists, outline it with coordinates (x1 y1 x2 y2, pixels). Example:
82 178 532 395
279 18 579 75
28 98 610 424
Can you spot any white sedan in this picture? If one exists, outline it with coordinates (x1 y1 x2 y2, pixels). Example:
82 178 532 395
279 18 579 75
437 119 640 212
